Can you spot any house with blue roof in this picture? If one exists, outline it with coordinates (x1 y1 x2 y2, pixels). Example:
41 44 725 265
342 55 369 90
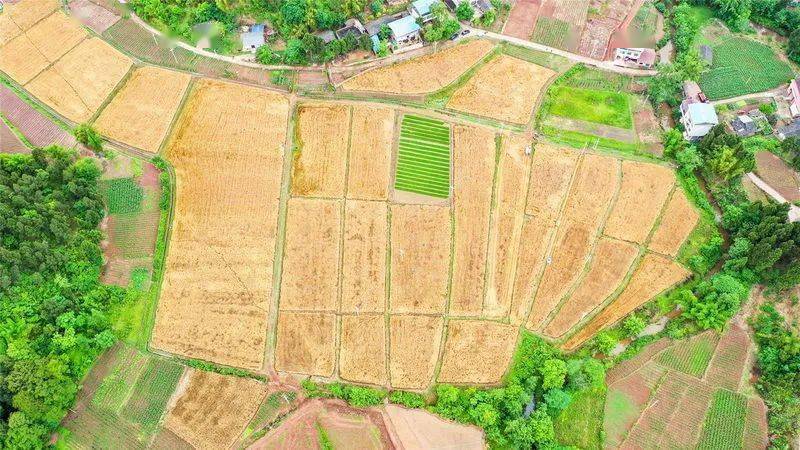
680 81 719 140
388 15 422 48
410 0 440 22
241 24 266 53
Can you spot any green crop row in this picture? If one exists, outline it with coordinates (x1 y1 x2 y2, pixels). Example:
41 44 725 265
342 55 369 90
697 389 747 448
699 38 793 100
394 115 451 199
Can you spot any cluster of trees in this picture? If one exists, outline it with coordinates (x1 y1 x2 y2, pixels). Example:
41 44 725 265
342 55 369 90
0 147 125 447
422 3 461 41
256 32 372 65
750 304 800 447
129 0 237 40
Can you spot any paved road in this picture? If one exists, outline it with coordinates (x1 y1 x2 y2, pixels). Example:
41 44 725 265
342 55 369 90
746 172 800 222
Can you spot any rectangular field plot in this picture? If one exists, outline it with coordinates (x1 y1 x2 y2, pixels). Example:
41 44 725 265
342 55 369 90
484 135 531 318
152 79 289 370
341 200 387 313
696 389 747 449
275 312 336 376
604 161 675 244
3 0 59 31
525 143 580 221
450 125 496 315
547 86 633 129
280 198 341 311
26 12 88 61
509 216 555 325
165 370 268 450
389 204 451 314
656 330 719 378
26 37 132 123
95 66 191 153
438 320 518 384
0 35 50 85
393 114 451 199
648 190 700 257
531 17 573 50
291 104 350 197
389 315 443 389
347 106 395 200
339 314 387 385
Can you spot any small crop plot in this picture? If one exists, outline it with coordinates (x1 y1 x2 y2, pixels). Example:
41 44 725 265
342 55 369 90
531 17 572 50
657 330 719 378
121 358 185 433
698 37 793 100
649 190 700 257
696 389 748 448
754 151 800 203
547 86 633 129
394 114 451 199
103 178 144 214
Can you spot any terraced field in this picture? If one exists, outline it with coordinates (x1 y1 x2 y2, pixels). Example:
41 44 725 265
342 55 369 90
394 114 452 199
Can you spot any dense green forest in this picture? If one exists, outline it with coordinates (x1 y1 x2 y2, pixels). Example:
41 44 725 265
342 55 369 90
0 147 125 448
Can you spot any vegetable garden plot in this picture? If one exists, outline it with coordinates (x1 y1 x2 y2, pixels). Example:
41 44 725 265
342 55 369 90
743 397 768 450
275 312 337 376
394 114 452 199
531 17 573 51
661 382 715 449
699 37 793 100
153 79 289 371
340 40 494 94
94 66 191 153
703 323 750 392
754 151 800 203
339 314 387 385
450 125 496 316
165 370 268 450
446 55 555 125
121 358 184 433
623 371 698 448
604 361 667 448
438 320 518 384
291 104 350 197
656 330 720 378
696 389 748 449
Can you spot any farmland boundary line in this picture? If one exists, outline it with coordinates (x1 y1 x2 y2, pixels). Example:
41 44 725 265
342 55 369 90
479 133 505 318
333 106 354 379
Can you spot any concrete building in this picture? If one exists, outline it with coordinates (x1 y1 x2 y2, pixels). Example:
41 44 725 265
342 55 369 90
612 47 657 69
410 0 439 22
388 15 422 47
240 24 266 53
680 81 718 140
730 114 757 137
787 76 800 117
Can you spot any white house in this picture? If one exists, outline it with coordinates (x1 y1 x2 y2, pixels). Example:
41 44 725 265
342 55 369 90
787 76 800 117
680 81 718 140
388 15 422 48
612 48 657 69
410 0 439 22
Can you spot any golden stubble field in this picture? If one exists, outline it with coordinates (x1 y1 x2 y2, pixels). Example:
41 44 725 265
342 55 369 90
270 100 697 390
152 79 289 371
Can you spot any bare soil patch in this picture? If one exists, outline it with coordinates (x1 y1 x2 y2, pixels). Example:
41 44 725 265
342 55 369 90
291 103 350 197
604 161 675 244
564 253 690 350
389 315 443 389
341 200 387 314
542 237 638 338
340 40 494 95
438 320 518 384
648 190 699 257
544 115 637 142
525 143 580 221
69 0 121 34
484 135 531 318
383 404 484 449
447 54 555 124
450 125 496 316
27 37 132 122
754 151 800 202
347 106 394 200
503 0 541 39
275 312 337 376
339 314 387 385
165 370 267 450
95 66 191 153
152 79 288 370
389 204 451 314
280 198 342 311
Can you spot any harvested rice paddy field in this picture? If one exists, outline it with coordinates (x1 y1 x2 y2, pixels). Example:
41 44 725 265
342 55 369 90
603 324 767 449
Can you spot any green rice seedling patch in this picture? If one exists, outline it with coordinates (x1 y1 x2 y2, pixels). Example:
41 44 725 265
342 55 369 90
121 358 184 434
548 86 633 129
698 37 793 100
90 347 149 413
104 177 144 215
696 389 747 449
657 331 719 378
532 17 571 50
394 114 451 199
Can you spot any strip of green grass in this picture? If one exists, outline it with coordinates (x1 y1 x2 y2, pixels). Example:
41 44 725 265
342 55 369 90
548 86 633 129
394 114 451 198
554 387 606 449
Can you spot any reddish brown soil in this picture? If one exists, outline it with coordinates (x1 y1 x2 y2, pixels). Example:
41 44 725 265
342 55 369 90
754 151 800 202
503 0 541 39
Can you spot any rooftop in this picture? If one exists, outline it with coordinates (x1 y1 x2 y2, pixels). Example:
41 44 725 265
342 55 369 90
240 25 265 50
412 0 439 16
686 103 719 125
779 119 800 137
638 48 656 65
388 15 421 38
